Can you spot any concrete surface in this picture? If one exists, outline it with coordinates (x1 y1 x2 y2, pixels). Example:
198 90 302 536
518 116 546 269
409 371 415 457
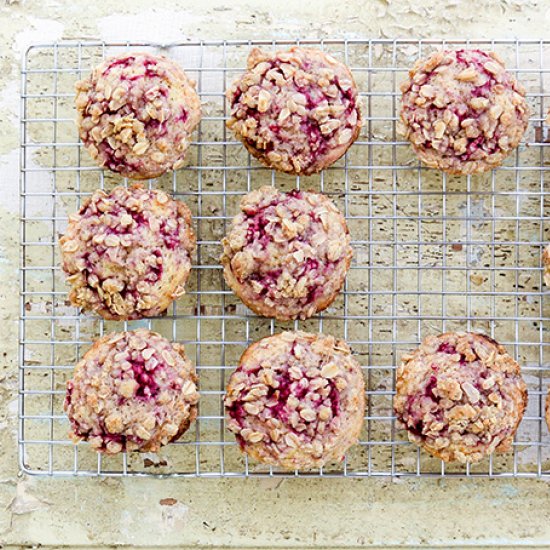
2 0 550 547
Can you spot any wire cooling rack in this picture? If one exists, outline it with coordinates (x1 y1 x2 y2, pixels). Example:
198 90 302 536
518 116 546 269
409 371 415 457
19 39 550 478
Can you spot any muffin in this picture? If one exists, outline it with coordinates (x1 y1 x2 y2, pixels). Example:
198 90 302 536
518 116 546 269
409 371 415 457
399 49 529 174
541 245 550 286
60 184 195 320
394 332 528 463
75 52 201 179
224 331 365 470
227 47 361 175
65 329 199 454
544 389 550 435
221 186 352 321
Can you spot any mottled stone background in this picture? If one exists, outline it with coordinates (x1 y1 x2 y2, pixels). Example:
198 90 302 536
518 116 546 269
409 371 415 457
2 0 550 547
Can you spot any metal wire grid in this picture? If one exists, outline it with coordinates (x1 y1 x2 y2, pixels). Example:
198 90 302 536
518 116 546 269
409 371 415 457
18 39 550 478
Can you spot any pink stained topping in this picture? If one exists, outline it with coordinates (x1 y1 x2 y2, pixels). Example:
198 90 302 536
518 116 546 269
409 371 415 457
71 428 143 453
102 54 159 80
227 368 341 442
408 51 500 160
401 370 507 442
102 55 136 75
393 333 528 464
96 141 136 172
437 342 468 365
235 84 354 166
64 329 199 455
238 192 335 298
245 211 270 246
223 331 365 469
160 220 182 250
454 49 498 81
300 121 329 160
173 106 188 123
287 189 304 199
226 334 343 443
437 343 457 355
248 269 283 294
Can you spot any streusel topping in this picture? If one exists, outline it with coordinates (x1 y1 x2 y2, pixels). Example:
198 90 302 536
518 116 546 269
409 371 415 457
227 47 361 175
65 329 199 454
76 52 201 179
221 186 352 321
399 49 529 174
225 331 365 469
395 332 527 463
60 184 195 320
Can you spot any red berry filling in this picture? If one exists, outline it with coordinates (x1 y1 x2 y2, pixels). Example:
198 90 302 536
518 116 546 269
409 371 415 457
130 361 161 399
102 55 136 75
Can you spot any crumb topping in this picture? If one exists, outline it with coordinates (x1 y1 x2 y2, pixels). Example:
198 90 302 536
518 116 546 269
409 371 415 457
60 184 196 320
224 331 365 469
64 329 199 454
221 186 352 321
399 49 529 174
227 47 361 175
395 332 527 463
76 52 201 179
